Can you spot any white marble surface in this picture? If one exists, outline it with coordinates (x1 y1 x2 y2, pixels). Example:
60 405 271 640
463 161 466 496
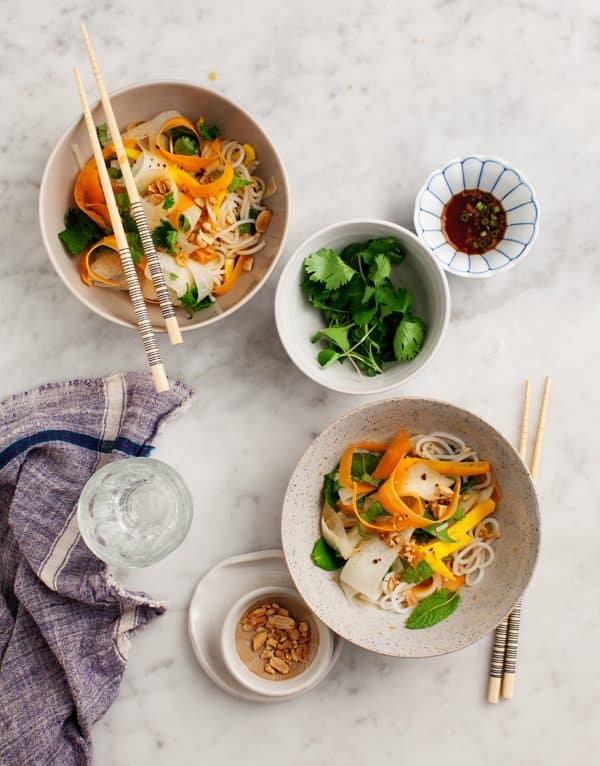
2 0 599 763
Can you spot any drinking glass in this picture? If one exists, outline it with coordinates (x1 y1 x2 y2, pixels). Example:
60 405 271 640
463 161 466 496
77 457 193 567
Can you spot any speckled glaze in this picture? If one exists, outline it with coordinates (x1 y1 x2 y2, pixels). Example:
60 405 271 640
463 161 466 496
39 81 289 332
281 398 540 658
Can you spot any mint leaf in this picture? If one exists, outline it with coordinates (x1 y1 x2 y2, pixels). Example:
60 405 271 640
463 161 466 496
402 559 434 584
405 589 460 629
311 537 345 571
424 523 456 543
360 501 389 523
228 175 251 192
323 470 340 509
304 248 357 290
58 208 103 256
369 253 391 287
162 191 175 210
96 123 109 147
393 316 426 361
173 135 199 155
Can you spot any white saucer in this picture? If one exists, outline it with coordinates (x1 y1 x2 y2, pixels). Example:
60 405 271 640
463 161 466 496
187 549 344 703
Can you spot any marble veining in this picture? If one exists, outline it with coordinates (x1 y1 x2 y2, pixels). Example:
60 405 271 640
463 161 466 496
1 0 598 764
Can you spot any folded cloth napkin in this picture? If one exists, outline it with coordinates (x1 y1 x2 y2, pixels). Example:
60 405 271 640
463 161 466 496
0 372 191 766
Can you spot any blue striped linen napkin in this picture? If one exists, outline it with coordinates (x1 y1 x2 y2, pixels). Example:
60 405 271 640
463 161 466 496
0 372 191 765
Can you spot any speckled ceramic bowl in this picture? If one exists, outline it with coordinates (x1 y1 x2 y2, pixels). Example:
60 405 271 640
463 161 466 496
281 398 540 657
414 155 539 278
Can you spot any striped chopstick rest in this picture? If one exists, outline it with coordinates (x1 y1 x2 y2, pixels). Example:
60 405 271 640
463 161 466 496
80 21 183 346
73 66 169 394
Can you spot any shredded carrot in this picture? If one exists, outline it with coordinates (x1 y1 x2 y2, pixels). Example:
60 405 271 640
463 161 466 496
401 457 491 477
155 116 216 173
372 430 412 480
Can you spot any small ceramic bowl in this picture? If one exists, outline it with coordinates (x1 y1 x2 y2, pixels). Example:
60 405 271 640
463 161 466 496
414 155 539 278
39 80 289 332
275 219 450 395
281 397 540 657
221 585 334 698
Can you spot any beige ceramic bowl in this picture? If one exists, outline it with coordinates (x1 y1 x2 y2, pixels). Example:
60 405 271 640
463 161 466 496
39 81 289 331
281 398 540 657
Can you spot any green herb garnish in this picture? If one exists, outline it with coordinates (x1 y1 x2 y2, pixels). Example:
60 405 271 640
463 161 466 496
323 470 341 509
196 119 220 141
238 208 258 234
58 208 104 256
96 123 109 147
228 174 251 192
405 589 460 629
179 284 212 318
126 231 143 265
360 501 389 523
162 191 175 210
173 134 199 156
310 537 345 571
152 219 178 255
423 522 456 543
301 238 426 376
401 559 434 584
178 214 191 232
169 272 178 281
350 451 382 485
107 166 122 179
115 192 130 212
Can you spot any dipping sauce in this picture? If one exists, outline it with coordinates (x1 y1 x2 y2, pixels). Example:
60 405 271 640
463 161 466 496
236 598 314 680
442 189 507 254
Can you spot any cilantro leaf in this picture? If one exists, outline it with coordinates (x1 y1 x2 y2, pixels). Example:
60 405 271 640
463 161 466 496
312 325 351 352
369 254 391 287
173 135 199 155
304 248 357 290
169 272 178 281
126 231 143 265
152 219 178 255
196 119 220 141
238 208 258 234
405 589 460 629
401 559 434 584
178 214 191 232
179 284 212 318
114 192 130 212
58 208 103 256
393 316 426 361
107 166 122 179
96 123 109 147
310 537 345 571
376 284 413 313
228 175 251 192
162 191 175 210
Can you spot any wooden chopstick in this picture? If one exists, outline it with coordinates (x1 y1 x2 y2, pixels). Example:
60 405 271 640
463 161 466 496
80 22 183 346
74 67 170 394
487 379 531 703
501 376 550 699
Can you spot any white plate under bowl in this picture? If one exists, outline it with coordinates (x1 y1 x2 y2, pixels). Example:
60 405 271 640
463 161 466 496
187 550 343 702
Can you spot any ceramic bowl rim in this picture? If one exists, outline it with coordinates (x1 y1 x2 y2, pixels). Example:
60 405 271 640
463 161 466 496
413 153 540 279
39 78 290 332
274 218 451 395
281 396 541 657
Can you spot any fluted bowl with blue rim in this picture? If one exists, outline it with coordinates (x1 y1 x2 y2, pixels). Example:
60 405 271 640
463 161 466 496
413 155 539 278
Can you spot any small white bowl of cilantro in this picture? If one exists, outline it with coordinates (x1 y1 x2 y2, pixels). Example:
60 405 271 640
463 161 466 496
275 220 450 395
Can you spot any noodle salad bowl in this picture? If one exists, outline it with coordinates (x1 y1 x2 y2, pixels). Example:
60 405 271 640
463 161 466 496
281 398 540 657
39 81 289 331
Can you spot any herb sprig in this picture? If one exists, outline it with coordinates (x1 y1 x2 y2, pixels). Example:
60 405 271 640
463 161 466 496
301 238 426 376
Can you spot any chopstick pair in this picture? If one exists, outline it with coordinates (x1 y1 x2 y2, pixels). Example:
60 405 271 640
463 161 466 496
74 23 183 393
487 377 551 704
